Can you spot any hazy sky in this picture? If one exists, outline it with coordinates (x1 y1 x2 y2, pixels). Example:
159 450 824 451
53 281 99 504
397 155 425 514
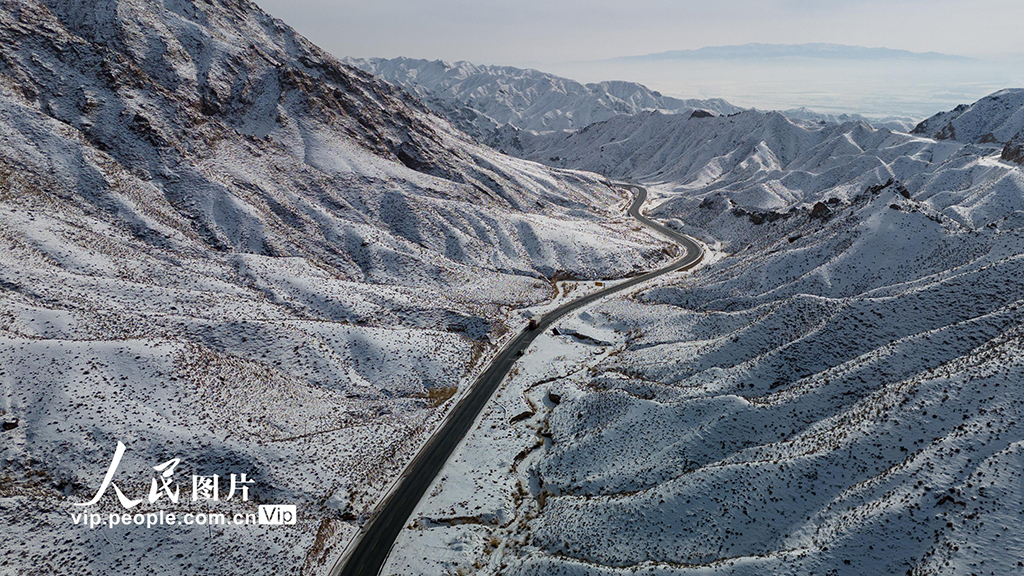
254 0 1024 65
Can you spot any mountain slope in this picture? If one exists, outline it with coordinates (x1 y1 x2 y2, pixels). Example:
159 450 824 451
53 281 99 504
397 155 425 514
342 56 743 140
0 1 667 574
376 91 1024 576
498 184 1024 576
494 109 894 192
912 88 1024 164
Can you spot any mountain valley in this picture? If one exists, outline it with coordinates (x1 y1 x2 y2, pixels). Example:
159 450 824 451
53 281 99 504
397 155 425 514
0 2 1023 576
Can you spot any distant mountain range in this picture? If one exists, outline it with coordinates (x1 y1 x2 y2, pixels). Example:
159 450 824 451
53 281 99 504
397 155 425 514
495 88 1024 187
343 56 916 146
342 56 743 139
607 43 973 62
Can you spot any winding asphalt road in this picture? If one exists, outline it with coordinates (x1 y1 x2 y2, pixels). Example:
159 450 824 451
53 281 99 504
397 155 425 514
331 183 704 576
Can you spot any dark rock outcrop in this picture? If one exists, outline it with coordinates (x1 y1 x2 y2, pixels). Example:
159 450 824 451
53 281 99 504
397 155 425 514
1003 132 1024 165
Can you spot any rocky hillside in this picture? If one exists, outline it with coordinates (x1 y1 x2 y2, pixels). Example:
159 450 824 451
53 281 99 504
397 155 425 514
0 1 667 574
342 56 743 140
912 88 1024 164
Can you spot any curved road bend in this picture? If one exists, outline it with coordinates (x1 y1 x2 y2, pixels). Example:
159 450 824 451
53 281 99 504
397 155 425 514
332 184 704 576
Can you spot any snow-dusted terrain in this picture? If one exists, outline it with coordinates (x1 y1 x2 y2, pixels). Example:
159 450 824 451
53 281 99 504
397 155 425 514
4 0 1024 574
0 0 668 574
496 104 1023 211
912 88 1024 165
342 57 743 141
384 93 1024 576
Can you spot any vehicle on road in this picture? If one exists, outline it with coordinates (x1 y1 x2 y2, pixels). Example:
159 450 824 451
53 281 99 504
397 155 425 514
528 314 542 330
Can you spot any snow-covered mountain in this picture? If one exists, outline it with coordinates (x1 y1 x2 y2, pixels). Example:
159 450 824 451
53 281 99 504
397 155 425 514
0 0 667 573
494 109 887 188
5 0 1024 574
381 90 1024 576
500 96 1024 204
912 88 1024 164
344 56 919 152
342 56 743 140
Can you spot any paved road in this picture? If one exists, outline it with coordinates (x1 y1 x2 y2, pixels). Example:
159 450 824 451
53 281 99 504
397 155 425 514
331 183 704 576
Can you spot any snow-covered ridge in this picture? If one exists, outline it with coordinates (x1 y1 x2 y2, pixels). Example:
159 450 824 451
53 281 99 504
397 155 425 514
496 99 1024 230
912 88 1024 164
342 56 744 140
3 1 1023 574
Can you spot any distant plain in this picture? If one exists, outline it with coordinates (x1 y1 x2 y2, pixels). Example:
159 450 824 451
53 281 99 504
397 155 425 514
544 57 1024 120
